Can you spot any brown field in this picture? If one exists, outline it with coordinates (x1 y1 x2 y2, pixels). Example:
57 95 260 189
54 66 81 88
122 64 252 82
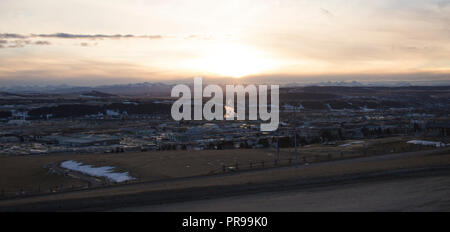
0 156 85 196
0 136 438 197
0 146 449 211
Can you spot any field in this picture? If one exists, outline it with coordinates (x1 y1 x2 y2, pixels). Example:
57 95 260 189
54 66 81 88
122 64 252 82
0 136 440 197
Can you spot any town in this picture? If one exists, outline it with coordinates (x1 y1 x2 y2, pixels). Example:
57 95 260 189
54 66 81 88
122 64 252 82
0 84 449 156
0 83 449 209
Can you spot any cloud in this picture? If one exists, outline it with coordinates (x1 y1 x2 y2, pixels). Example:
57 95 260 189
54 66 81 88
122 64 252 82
0 32 162 48
0 33 27 39
0 33 164 40
33 40 51 45
0 39 51 48
36 33 131 39
184 34 214 40
79 42 98 47
147 35 163 39
437 0 450 9
6 40 30 48
320 8 334 18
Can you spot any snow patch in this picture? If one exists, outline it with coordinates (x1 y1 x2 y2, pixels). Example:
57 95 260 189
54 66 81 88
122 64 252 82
339 141 364 147
406 140 446 148
60 160 134 183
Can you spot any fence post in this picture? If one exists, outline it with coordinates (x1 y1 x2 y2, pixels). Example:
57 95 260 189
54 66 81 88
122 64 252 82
276 137 280 166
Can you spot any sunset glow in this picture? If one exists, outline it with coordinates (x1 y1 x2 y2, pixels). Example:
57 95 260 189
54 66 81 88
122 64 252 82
184 43 278 78
0 0 449 85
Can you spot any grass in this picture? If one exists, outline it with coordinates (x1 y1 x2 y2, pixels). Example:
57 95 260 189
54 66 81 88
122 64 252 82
0 136 440 197
1 147 450 211
0 156 85 196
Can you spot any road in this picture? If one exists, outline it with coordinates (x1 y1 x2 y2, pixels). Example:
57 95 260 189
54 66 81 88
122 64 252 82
117 173 450 212
1 147 449 211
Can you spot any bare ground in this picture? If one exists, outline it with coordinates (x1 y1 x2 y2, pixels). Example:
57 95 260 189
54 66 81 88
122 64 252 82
0 136 432 197
0 146 449 211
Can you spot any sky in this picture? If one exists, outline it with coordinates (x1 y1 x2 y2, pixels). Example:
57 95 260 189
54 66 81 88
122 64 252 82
0 0 449 86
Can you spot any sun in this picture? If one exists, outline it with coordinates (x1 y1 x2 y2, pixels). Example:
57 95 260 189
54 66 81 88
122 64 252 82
185 43 276 78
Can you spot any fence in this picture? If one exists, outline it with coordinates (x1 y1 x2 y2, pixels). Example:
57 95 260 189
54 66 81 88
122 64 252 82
214 143 437 174
0 142 441 200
